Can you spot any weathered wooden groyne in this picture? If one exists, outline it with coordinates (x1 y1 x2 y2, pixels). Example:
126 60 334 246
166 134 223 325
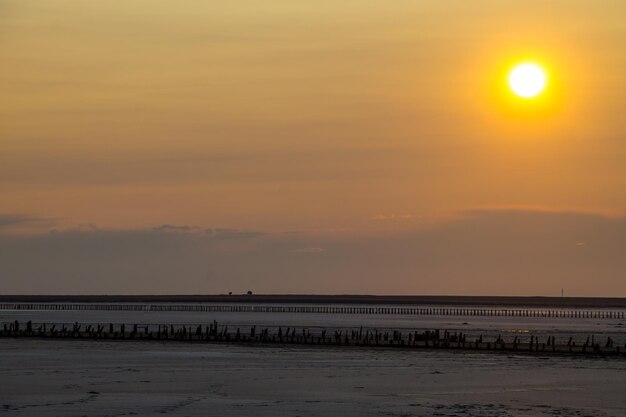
1 303 625 319
2 320 625 357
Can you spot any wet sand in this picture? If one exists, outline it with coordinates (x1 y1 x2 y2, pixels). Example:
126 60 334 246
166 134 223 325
1 339 625 417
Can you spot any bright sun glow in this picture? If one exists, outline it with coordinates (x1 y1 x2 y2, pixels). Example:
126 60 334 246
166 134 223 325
508 63 546 98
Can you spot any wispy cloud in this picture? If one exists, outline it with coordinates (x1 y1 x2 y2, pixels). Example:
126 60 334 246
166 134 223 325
291 247 325 253
372 214 414 220
153 224 201 233
205 228 266 239
0 213 53 231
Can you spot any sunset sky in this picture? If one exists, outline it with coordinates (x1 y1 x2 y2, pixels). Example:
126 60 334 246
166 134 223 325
1 1 625 295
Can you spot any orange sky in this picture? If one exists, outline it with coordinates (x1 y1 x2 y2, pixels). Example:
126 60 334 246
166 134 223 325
1 1 625 295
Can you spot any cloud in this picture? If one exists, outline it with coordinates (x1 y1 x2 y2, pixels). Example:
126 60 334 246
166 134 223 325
291 247 325 253
0 209 625 296
0 214 36 228
205 228 266 239
372 214 394 220
0 213 53 232
153 224 200 233
371 213 414 220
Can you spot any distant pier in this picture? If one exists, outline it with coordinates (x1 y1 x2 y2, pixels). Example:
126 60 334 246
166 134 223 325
1 303 625 319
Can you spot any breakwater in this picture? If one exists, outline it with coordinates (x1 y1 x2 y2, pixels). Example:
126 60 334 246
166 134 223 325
1 303 625 319
2 320 624 357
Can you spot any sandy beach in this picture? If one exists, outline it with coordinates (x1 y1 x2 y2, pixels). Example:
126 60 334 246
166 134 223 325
1 338 625 417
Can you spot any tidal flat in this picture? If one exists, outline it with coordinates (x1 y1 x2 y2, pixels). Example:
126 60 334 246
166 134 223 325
1 338 625 417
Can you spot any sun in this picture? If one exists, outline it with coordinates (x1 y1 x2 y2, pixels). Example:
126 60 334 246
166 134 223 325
508 63 547 98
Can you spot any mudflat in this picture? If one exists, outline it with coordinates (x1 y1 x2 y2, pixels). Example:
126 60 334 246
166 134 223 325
1 339 625 417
